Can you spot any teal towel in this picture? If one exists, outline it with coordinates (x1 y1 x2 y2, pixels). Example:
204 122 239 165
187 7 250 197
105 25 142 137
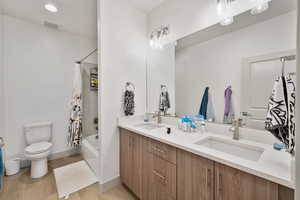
199 87 209 120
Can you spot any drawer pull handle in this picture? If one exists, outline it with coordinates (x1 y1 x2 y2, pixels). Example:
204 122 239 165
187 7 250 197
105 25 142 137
218 173 222 193
206 168 212 188
152 170 166 184
152 146 165 154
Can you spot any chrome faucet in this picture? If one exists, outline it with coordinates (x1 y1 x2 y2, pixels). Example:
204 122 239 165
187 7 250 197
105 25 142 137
145 111 162 124
153 111 162 124
229 118 244 140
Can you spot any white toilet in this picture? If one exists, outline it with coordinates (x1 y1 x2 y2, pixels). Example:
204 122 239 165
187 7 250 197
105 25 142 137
24 122 53 179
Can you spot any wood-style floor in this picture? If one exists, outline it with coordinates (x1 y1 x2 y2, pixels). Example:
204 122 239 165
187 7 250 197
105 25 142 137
0 154 136 200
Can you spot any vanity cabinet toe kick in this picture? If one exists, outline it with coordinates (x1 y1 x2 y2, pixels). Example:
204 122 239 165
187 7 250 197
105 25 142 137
119 128 294 200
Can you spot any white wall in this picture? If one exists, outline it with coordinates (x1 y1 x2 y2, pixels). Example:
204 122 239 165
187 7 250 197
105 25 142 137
147 43 175 114
99 0 147 183
296 1 299 198
175 11 297 123
148 0 265 44
0 12 4 141
3 15 97 158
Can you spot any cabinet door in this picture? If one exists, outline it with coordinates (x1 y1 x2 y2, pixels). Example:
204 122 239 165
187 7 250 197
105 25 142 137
142 137 152 200
131 133 142 198
215 163 278 200
177 150 214 200
120 129 132 188
120 129 142 198
278 185 294 200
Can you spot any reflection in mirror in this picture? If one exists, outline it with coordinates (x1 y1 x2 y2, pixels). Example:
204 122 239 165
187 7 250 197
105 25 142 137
147 0 297 130
147 43 176 115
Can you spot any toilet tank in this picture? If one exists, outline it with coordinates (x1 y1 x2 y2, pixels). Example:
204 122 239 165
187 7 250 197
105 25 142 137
24 122 53 145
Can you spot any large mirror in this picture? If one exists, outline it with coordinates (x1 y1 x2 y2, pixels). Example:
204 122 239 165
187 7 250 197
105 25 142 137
146 0 297 130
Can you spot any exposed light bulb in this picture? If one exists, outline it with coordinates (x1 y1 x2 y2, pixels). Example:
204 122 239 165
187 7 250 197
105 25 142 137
45 3 58 13
220 16 234 26
217 3 223 15
251 2 269 15
217 0 234 26
149 25 169 50
149 39 154 47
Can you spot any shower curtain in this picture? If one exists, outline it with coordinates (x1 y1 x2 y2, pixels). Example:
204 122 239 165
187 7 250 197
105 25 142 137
68 63 83 147
265 76 296 154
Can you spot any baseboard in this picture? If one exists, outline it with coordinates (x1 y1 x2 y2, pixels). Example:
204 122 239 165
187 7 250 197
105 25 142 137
20 160 31 168
99 176 121 193
48 148 80 160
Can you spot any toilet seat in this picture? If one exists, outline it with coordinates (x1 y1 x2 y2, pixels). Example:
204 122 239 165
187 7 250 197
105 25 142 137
25 142 52 154
25 150 51 160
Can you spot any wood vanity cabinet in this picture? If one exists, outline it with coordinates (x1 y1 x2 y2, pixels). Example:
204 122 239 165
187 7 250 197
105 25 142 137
177 149 214 200
119 129 294 200
120 129 142 198
177 150 293 200
214 162 278 200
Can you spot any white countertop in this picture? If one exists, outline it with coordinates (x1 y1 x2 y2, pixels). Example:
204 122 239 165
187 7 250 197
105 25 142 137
118 117 295 189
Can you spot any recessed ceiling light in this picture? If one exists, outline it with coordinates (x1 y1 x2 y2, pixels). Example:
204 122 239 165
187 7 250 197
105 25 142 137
45 3 58 13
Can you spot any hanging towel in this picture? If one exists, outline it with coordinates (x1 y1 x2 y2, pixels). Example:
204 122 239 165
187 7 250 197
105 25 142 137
223 86 234 124
265 76 296 154
68 63 83 147
159 91 170 115
0 148 3 189
199 87 209 120
206 92 215 122
124 90 135 116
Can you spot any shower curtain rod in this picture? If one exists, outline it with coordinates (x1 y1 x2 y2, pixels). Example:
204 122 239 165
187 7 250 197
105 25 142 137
76 48 98 64
280 55 296 76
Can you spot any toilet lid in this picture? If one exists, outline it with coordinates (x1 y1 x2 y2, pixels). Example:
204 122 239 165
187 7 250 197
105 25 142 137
25 142 52 154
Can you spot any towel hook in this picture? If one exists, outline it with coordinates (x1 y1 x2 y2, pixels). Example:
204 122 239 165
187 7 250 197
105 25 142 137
161 84 168 91
280 57 285 77
125 82 135 91
280 55 296 77
161 85 168 93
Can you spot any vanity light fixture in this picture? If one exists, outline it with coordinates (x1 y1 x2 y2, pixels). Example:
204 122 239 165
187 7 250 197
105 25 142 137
45 0 58 13
251 0 271 15
149 25 170 49
220 16 234 26
217 0 235 26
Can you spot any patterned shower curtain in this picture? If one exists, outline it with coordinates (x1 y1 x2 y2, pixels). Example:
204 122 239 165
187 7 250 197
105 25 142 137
265 76 296 155
68 63 83 147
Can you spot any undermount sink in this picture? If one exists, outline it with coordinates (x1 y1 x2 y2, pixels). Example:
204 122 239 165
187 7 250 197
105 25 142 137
134 122 165 130
195 136 264 162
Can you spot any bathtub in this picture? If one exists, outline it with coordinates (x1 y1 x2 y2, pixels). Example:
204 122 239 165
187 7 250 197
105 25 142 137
81 134 99 177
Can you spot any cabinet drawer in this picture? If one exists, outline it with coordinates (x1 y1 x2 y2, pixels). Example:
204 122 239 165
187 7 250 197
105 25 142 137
147 138 177 165
150 154 177 200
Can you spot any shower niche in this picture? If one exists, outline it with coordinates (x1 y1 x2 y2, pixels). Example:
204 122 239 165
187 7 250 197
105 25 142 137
89 67 98 91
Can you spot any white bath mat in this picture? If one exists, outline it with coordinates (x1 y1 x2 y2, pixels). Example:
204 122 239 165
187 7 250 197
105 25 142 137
54 160 98 199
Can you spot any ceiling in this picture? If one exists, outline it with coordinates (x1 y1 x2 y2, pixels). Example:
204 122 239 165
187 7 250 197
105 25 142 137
129 0 166 13
177 0 297 50
1 0 97 39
